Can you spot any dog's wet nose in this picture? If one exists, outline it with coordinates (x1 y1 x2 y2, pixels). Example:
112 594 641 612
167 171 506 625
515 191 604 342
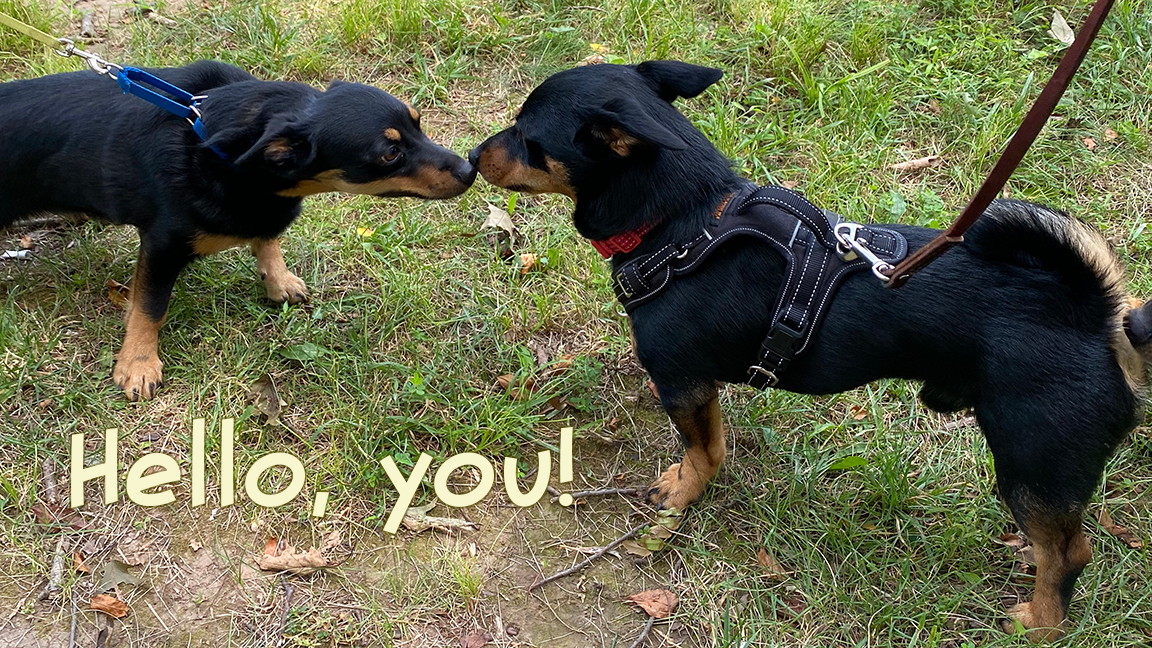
467 146 481 168
454 158 477 186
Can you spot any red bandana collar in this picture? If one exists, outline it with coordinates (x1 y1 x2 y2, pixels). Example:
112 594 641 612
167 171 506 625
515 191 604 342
587 194 734 259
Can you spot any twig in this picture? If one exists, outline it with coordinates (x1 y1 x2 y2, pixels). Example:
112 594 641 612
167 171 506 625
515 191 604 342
627 616 656 648
552 487 641 503
42 458 59 505
528 523 646 592
276 578 295 640
5 214 86 232
79 11 95 37
42 536 65 599
68 597 77 648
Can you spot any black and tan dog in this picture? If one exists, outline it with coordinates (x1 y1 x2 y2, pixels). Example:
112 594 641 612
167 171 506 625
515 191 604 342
0 60 475 400
470 60 1152 639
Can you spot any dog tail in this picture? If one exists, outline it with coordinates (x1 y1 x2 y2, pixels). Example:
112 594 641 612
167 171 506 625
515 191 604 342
967 199 1146 389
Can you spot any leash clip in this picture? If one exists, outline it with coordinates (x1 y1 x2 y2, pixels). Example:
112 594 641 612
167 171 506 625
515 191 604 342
834 222 893 283
54 38 121 77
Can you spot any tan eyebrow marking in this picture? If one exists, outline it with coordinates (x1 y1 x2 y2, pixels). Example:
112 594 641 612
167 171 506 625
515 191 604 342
408 104 420 122
384 128 401 141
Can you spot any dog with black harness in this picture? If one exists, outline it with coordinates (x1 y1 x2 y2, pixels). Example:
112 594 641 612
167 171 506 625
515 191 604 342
469 60 1152 640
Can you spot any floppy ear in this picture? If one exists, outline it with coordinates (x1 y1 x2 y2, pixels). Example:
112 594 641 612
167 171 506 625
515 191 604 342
636 60 723 102
575 97 686 157
230 120 315 175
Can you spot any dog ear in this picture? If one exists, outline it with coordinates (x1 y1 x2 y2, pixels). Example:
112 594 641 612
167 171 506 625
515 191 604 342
326 79 350 89
636 61 723 102
575 97 686 157
231 120 316 175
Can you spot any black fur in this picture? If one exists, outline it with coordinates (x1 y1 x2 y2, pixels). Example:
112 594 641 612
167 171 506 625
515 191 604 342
470 61 1150 635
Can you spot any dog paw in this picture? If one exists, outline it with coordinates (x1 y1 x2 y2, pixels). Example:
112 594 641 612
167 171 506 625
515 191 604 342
1000 603 1063 643
113 354 164 402
646 462 707 511
263 270 309 305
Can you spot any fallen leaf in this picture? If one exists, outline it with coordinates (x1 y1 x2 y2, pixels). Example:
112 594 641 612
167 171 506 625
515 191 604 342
189 540 202 552
461 632 490 648
481 204 516 236
90 594 129 619
757 547 787 580
626 589 679 619
496 373 537 400
74 552 90 574
255 543 329 575
98 560 143 593
848 404 867 420
19 235 33 250
263 537 279 557
356 226 375 238
519 252 538 275
321 530 342 553
997 532 1025 550
540 354 575 379
1099 509 1143 549
781 180 800 189
890 155 942 172
621 540 652 558
1048 10 1075 46
105 279 129 308
31 502 87 531
248 374 285 426
1082 136 1097 151
1104 128 1119 141
402 502 479 534
588 42 608 53
577 54 606 66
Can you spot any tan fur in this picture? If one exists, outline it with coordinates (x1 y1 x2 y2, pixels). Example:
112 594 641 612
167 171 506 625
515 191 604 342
251 239 308 304
384 128 401 141
112 264 165 401
407 104 420 122
278 166 466 199
1004 514 1093 642
605 127 641 156
474 146 576 200
192 234 249 256
647 395 726 510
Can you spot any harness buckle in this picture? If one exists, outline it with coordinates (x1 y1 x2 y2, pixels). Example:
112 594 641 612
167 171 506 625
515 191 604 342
834 222 894 283
747 365 779 386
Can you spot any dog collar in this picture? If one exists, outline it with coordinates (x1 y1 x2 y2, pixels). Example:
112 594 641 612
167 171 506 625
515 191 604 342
588 195 735 259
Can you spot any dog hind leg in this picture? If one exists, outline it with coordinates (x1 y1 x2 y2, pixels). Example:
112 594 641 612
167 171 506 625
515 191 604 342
646 381 725 511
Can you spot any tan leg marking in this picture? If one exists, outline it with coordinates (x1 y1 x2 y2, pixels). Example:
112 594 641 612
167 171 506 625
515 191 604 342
252 239 308 304
1002 517 1092 642
112 264 165 402
647 393 725 511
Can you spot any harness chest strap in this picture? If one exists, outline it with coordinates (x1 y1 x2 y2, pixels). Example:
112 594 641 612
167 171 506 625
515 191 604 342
611 185 908 388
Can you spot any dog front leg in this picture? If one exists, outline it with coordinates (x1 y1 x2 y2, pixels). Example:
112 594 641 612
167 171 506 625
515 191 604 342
251 238 308 304
646 381 725 511
112 242 187 401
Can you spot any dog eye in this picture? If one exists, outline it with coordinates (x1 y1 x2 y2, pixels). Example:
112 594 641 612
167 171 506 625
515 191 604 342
382 146 402 163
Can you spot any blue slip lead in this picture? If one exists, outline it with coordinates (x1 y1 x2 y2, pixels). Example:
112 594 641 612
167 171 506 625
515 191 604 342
112 66 230 161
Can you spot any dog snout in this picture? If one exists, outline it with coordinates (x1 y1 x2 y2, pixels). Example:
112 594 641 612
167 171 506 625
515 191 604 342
451 157 477 186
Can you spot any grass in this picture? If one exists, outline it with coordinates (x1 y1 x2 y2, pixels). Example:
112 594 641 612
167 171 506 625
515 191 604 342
1 0 1151 646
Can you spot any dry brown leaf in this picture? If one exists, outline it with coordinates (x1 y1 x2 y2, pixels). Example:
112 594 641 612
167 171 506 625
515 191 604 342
997 532 1025 550
461 632 490 648
519 252 538 275
1082 137 1097 151
74 552 90 574
90 594 129 619
757 547 787 580
496 374 537 400
621 540 652 558
31 502 87 531
626 589 679 619
1099 509 1143 549
248 374 285 426
781 180 800 189
1104 128 1119 141
481 204 516 236
263 537 279 557
19 235 33 251
189 540 203 552
254 543 328 575
891 155 942 172
321 530 342 553
105 279 129 308
402 503 479 534
577 54 606 66
848 404 867 421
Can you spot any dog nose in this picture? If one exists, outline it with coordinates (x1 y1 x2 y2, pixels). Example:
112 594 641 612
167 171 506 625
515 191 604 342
453 158 477 185
467 147 480 168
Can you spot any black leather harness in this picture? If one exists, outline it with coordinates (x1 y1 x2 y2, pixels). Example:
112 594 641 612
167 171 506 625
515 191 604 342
612 184 909 389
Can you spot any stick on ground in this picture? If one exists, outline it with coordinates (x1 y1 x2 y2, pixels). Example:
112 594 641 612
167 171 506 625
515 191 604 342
627 616 657 648
528 522 646 592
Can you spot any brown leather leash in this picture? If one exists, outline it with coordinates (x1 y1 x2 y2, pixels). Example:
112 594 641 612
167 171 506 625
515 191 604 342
883 0 1117 288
